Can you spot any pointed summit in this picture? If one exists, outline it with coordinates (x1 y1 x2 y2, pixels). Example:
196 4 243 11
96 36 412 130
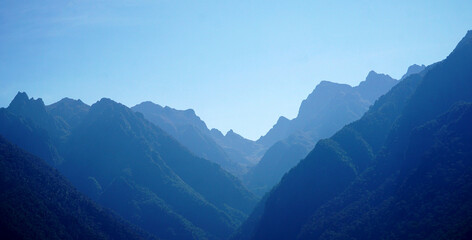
276 116 289 124
225 129 249 141
5 92 69 143
360 71 395 84
8 92 45 113
364 70 394 83
226 129 237 137
210 128 225 139
7 92 50 124
8 91 29 107
356 70 397 102
401 64 426 80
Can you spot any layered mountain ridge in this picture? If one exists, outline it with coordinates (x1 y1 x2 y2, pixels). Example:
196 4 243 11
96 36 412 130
233 30 472 240
132 101 264 176
0 94 258 240
244 70 399 196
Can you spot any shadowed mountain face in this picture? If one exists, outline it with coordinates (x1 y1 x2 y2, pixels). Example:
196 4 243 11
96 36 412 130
0 95 258 240
1 94 67 167
0 136 154 240
0 108 61 166
132 101 263 176
233 30 472 240
244 71 399 196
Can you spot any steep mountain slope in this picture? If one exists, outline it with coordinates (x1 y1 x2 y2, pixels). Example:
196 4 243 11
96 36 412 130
245 71 399 196
236 71 421 240
0 136 153 240
62 98 258 239
299 102 472 240
132 101 246 175
0 108 61 166
236 30 472 240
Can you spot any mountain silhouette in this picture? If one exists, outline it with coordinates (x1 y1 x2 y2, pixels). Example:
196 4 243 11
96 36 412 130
233 30 472 240
0 95 258 240
7 93 69 141
400 63 426 80
245 70 399 196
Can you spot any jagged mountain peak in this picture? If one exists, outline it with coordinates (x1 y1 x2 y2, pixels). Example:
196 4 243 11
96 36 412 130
9 91 29 104
355 70 398 103
210 128 224 136
276 116 290 124
363 70 395 83
225 129 250 141
401 64 426 80
6 92 60 134
8 91 46 113
226 129 239 138
249 68 401 195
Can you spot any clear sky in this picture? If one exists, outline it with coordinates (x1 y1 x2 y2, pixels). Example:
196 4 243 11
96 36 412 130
1 0 471 140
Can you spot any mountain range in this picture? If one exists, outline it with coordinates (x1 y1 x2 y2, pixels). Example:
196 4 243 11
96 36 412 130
131 67 416 198
243 69 408 196
131 102 262 176
1 28 471 240
232 30 472 240
0 94 258 240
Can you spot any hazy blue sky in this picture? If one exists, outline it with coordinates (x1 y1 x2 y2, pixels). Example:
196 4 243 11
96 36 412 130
1 0 471 140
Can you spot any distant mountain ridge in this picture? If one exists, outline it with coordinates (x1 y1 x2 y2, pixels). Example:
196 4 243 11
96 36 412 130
244 70 400 196
210 128 265 165
132 101 263 175
258 70 398 147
